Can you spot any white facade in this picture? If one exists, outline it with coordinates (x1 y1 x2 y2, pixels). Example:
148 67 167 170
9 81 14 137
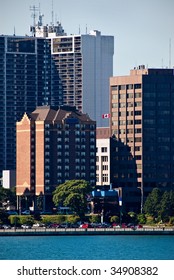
81 30 114 127
2 170 16 189
50 29 114 127
96 138 111 185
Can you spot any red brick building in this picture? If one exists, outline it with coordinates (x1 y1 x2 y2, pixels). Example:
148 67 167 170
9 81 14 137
16 105 96 212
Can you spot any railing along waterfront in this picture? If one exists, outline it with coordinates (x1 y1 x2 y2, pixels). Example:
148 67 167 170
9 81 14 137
0 226 174 236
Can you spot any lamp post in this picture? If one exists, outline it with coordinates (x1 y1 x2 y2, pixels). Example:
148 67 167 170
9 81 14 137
119 197 122 226
138 186 143 214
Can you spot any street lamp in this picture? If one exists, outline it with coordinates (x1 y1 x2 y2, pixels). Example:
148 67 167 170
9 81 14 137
137 186 143 214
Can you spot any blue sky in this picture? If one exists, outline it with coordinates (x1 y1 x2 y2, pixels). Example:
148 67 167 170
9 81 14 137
0 0 174 75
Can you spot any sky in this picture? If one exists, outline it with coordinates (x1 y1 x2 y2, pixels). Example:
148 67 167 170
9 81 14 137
0 0 174 76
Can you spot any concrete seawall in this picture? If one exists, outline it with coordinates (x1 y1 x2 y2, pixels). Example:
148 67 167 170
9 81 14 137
0 227 174 236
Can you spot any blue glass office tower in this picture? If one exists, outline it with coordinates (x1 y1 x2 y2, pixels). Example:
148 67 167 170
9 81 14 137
0 35 63 175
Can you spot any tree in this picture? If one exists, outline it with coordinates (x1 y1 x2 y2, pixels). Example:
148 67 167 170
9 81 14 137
159 190 174 221
53 180 93 219
143 188 162 218
0 186 16 209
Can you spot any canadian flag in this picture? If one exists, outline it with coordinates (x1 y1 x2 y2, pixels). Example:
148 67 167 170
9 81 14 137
102 113 111 119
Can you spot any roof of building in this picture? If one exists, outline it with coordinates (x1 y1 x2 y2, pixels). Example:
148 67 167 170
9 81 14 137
26 105 95 124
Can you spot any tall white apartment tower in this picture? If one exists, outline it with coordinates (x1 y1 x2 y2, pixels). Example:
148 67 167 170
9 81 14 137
48 29 114 127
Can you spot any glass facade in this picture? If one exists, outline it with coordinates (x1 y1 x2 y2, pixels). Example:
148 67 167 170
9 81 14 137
0 35 63 175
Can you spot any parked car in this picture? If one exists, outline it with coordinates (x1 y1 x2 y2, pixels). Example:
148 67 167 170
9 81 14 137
112 223 120 228
21 224 31 229
47 223 61 228
135 224 143 229
6 210 18 215
21 210 30 215
79 223 91 229
32 223 45 228
2 224 11 229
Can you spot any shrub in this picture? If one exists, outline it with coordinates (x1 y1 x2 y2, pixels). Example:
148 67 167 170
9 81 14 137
89 215 100 223
66 215 80 224
110 215 119 223
13 215 35 225
169 217 174 225
137 213 146 224
41 215 65 224
8 215 20 226
145 215 155 225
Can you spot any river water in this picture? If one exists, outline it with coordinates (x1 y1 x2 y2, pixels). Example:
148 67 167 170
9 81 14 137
0 235 173 260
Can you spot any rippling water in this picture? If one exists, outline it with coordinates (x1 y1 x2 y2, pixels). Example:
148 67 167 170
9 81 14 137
0 235 173 260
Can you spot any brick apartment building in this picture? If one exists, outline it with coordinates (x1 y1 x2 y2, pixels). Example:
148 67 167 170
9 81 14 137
16 105 96 212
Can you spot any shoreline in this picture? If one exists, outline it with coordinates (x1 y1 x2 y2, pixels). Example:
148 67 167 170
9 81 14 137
0 227 174 236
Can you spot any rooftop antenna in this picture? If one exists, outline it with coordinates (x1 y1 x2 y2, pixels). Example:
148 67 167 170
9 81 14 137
30 5 39 36
169 38 171 68
51 0 54 26
13 26 16 36
79 25 81 34
38 3 44 26
86 24 88 34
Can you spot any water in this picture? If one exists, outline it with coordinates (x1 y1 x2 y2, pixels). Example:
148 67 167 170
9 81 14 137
0 235 173 260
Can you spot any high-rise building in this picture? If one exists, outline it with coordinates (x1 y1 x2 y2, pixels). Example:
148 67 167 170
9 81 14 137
33 19 114 126
0 21 114 176
16 105 96 212
0 34 63 175
110 66 174 211
50 30 114 127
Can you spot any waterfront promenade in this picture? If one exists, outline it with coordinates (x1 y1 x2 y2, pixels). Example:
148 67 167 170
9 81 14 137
0 227 174 236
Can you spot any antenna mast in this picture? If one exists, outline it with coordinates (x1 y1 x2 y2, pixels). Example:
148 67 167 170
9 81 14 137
169 38 171 68
51 0 54 26
30 5 39 36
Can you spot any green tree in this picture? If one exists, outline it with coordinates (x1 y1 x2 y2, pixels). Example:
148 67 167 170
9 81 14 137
137 213 146 224
110 215 119 224
159 190 174 222
0 186 16 209
143 188 163 218
53 180 93 219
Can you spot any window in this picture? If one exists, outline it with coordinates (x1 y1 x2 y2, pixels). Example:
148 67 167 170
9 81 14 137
101 147 107 152
119 85 126 90
102 174 108 182
111 86 118 90
127 84 133 90
135 92 141 98
112 103 118 108
135 84 141 89
135 111 141 116
102 165 108 170
102 156 108 162
119 94 126 99
112 94 118 99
